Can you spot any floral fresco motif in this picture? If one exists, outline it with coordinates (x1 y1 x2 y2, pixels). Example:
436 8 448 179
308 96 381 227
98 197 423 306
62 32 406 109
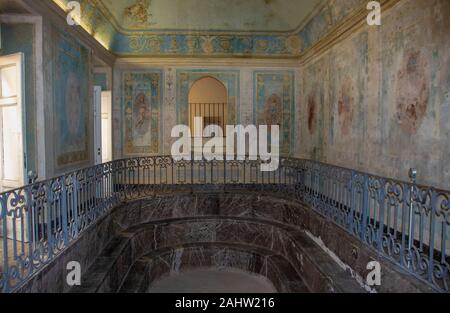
336 77 355 137
395 50 429 134
125 0 152 25
254 71 295 155
123 71 163 155
264 94 283 126
329 30 368 148
53 28 90 168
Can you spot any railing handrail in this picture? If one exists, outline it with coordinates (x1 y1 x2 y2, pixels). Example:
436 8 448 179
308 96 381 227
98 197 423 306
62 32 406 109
4 156 447 197
0 156 448 293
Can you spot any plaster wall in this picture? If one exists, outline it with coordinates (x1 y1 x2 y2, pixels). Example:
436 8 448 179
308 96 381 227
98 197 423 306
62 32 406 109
297 0 450 190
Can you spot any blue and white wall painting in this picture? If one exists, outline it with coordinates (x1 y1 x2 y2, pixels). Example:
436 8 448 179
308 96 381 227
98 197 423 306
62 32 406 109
176 70 240 126
53 0 367 57
254 71 295 155
0 23 36 172
53 28 91 168
122 70 163 155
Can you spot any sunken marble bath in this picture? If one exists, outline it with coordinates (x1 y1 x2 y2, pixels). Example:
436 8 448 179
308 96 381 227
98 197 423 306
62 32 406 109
17 190 435 293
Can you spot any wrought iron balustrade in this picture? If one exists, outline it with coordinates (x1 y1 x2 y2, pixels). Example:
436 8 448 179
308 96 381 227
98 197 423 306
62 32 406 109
0 157 448 292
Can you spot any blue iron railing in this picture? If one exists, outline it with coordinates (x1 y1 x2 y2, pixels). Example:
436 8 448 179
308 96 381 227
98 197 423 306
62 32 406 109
0 157 448 292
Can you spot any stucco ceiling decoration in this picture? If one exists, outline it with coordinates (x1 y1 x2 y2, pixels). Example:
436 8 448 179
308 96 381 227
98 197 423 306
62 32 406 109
96 0 325 34
52 0 369 57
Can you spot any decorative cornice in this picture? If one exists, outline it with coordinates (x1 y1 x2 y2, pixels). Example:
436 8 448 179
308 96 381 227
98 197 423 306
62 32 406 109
115 57 300 68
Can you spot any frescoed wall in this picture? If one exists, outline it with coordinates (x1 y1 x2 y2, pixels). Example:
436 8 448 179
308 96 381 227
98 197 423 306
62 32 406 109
254 71 295 155
113 65 299 158
4 0 447 191
122 70 163 155
379 0 450 188
52 28 91 168
327 31 369 167
297 0 450 189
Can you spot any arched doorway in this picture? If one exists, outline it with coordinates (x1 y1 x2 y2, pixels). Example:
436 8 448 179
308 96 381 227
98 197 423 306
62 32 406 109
188 76 228 136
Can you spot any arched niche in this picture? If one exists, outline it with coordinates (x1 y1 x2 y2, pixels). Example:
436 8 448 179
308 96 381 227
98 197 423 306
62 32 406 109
188 76 228 134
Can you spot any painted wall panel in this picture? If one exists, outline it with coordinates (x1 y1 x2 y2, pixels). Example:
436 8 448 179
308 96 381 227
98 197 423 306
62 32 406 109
52 28 91 168
300 56 329 162
253 71 295 155
122 70 163 155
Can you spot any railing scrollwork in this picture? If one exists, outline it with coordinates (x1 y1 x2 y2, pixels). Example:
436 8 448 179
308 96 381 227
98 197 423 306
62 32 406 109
0 157 448 293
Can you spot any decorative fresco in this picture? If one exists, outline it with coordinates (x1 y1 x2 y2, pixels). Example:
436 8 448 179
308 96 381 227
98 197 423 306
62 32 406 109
176 70 240 126
297 0 450 189
123 71 163 155
52 0 367 57
254 71 295 155
379 0 450 187
96 0 321 32
328 30 368 164
298 30 369 166
124 0 152 26
53 28 90 168
300 57 328 162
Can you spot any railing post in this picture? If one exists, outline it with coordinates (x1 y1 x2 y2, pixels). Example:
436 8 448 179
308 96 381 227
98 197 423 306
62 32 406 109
377 179 385 252
349 171 356 233
73 175 79 237
407 168 417 268
427 189 437 284
46 181 54 259
61 175 69 247
26 186 35 278
361 174 369 242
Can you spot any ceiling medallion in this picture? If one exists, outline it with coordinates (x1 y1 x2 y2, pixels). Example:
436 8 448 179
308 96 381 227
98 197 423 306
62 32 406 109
125 0 152 25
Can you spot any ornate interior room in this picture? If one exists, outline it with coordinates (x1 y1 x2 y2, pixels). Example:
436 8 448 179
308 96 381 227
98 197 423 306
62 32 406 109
0 0 448 294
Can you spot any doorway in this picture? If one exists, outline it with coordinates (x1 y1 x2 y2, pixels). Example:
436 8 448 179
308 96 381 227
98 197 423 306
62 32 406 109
0 53 25 192
93 86 112 165
188 77 227 154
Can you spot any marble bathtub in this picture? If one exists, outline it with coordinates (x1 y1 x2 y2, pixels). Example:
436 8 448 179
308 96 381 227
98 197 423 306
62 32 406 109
16 191 435 293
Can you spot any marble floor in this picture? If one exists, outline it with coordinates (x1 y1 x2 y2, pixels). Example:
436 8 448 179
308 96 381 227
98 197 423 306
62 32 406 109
147 268 278 293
